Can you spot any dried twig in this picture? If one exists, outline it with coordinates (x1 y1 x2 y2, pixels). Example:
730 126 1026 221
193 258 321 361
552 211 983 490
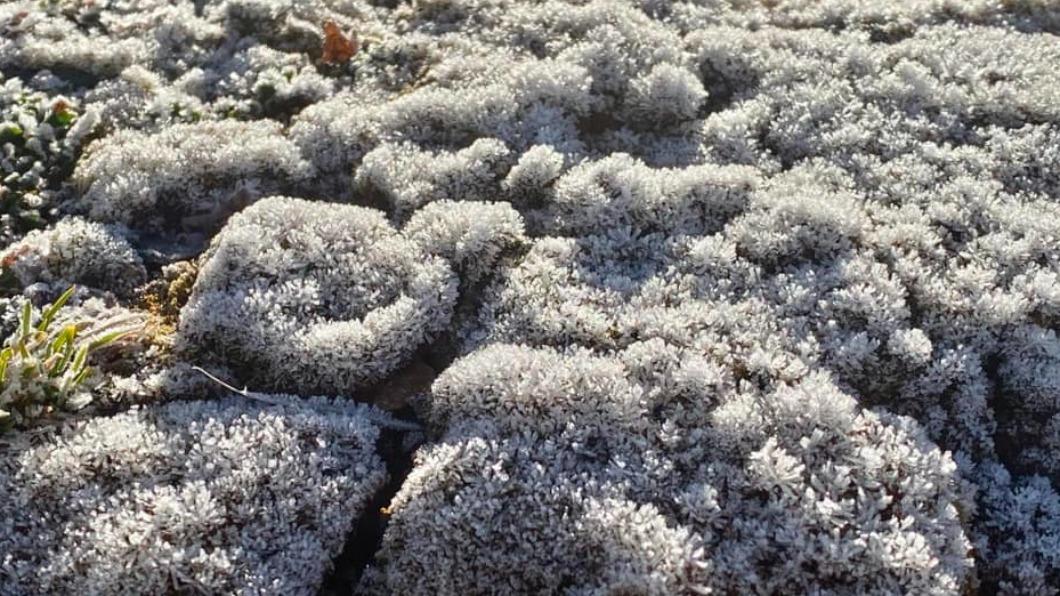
192 366 422 431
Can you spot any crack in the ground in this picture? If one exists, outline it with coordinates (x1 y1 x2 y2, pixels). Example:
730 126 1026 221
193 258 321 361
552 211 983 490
319 419 419 596
318 341 457 595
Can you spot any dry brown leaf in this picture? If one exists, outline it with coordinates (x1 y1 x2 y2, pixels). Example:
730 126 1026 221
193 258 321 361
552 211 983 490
8 11 29 29
321 20 358 65
1 245 31 269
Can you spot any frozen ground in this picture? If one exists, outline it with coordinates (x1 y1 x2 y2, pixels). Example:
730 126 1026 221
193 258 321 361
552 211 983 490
1 0 1060 594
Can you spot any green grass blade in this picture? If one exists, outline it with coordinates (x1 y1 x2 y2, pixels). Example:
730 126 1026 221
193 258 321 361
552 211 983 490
87 329 132 351
50 324 77 355
19 300 31 341
38 286 76 332
70 344 89 374
0 347 12 382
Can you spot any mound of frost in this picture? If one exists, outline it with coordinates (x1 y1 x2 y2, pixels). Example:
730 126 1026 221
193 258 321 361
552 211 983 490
365 347 972 594
179 196 458 395
402 201 526 284
360 426 708 595
356 139 515 221
73 120 312 234
1 217 145 298
972 462 1060 593
5 0 1060 591
0 395 388 595
322 0 1060 588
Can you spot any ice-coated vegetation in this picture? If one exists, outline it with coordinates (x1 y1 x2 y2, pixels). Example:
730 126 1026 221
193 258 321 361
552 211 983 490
73 120 312 234
356 139 515 220
0 287 133 429
0 74 96 246
0 396 388 594
402 201 526 284
1 0 1059 593
370 352 973 595
178 196 458 396
1 218 145 297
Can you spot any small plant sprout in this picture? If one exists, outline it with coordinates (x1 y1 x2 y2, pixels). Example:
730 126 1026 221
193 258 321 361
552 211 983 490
0 286 135 430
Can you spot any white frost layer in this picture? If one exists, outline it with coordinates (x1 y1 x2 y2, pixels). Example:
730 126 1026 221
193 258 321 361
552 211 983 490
0 395 388 595
1 218 145 297
178 196 458 395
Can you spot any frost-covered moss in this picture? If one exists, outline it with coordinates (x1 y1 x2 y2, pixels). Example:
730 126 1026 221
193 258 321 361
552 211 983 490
403 201 525 284
366 366 972 595
178 196 458 396
360 426 709 595
356 139 514 220
0 395 388 595
971 463 1060 595
1 218 145 298
73 121 312 234
5 0 1060 591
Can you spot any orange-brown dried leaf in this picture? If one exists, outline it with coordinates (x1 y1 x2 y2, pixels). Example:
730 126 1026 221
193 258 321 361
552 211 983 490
322 20 358 65
1 245 31 269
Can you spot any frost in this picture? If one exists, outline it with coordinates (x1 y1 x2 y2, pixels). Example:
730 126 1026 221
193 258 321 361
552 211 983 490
0 2 148 77
178 196 458 395
428 344 647 434
1 218 145 297
0 395 387 595
403 201 525 284
972 463 1060 595
366 368 972 594
208 45 334 119
540 155 760 236
4 0 1060 591
355 139 513 220
73 120 312 234
360 426 710 595
501 144 567 205
623 64 707 126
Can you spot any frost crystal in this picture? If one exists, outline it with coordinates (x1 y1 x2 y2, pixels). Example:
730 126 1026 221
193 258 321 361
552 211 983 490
403 201 525 284
1 218 145 297
73 120 312 234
